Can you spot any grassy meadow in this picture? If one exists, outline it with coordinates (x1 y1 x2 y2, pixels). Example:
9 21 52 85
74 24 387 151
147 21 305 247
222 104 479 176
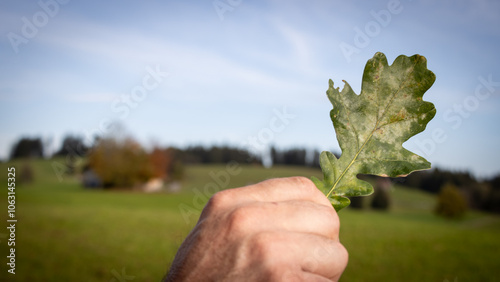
0 159 499 281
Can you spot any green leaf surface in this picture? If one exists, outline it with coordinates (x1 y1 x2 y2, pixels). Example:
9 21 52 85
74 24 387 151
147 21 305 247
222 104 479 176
313 52 436 211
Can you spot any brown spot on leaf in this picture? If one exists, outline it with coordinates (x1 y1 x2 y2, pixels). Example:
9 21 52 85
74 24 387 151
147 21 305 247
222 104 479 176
388 109 407 123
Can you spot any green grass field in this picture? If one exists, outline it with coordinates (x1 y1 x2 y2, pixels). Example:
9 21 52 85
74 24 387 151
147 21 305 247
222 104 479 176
1 159 499 281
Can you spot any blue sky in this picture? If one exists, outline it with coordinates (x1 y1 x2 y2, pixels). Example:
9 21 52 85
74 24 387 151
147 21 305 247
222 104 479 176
1 0 499 178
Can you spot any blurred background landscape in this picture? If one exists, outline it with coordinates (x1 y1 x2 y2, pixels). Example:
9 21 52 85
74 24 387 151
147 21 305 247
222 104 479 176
1 0 500 281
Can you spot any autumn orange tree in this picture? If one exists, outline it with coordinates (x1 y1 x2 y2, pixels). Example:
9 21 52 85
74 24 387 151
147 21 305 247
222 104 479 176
88 137 155 188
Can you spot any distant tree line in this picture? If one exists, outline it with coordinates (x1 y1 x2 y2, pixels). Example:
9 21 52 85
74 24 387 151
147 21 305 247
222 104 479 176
394 168 500 214
169 145 261 165
7 136 328 167
6 136 500 213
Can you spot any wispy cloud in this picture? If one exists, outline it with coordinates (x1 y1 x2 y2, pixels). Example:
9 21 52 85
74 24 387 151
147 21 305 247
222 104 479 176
33 17 328 106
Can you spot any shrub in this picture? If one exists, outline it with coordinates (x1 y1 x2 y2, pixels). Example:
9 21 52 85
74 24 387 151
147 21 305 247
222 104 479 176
19 163 34 184
435 183 467 219
349 197 364 209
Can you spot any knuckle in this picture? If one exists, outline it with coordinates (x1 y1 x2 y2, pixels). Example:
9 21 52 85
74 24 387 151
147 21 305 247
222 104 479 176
329 242 349 280
289 177 329 202
339 242 349 264
201 190 233 219
277 270 302 282
249 232 277 261
314 203 340 236
324 205 340 229
288 176 315 191
269 267 296 282
226 205 255 233
206 190 230 211
245 233 304 282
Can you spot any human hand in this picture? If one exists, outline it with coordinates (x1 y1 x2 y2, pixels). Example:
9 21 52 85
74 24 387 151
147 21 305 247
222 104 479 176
164 177 348 281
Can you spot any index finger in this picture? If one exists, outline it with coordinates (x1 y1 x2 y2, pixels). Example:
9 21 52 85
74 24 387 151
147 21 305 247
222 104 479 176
216 177 332 207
